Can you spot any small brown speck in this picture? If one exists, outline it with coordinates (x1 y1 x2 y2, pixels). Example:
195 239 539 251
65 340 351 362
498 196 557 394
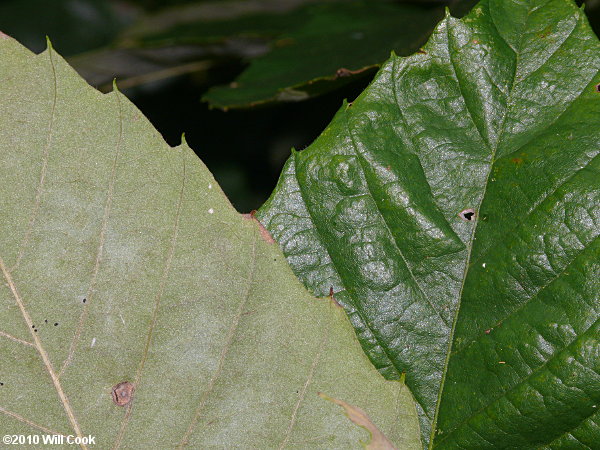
335 67 365 78
112 381 134 406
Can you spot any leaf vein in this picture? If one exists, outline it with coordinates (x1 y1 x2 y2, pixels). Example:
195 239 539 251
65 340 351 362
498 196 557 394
113 148 187 449
177 226 258 448
59 90 125 379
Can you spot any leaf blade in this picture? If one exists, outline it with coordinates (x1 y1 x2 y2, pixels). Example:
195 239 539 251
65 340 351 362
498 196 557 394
0 35 421 449
257 0 600 446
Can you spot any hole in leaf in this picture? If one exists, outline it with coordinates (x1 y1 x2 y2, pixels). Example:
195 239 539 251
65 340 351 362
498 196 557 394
112 381 135 406
459 209 476 221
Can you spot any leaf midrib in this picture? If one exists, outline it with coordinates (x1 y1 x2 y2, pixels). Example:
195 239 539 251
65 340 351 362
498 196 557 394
0 257 86 446
428 1 530 444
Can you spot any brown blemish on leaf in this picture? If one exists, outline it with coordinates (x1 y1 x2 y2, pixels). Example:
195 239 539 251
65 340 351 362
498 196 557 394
335 67 367 78
112 382 134 406
318 392 397 449
511 157 523 165
417 48 427 54
329 287 342 308
242 213 275 244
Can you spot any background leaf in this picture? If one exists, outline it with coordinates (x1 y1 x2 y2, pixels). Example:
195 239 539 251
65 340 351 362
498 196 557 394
203 1 444 109
257 0 600 446
0 34 421 448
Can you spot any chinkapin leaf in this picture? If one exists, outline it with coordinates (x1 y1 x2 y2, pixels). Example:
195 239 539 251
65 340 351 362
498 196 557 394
258 0 600 447
203 1 444 109
0 33 420 448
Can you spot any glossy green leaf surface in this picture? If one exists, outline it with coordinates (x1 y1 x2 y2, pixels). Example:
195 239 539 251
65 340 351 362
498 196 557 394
0 34 421 449
258 0 600 447
203 1 443 109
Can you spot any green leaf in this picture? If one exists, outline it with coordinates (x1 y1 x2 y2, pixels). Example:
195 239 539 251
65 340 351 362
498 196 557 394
203 1 444 109
257 0 600 447
0 34 421 448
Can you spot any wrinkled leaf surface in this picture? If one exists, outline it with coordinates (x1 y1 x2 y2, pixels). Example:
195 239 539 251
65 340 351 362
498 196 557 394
258 0 600 446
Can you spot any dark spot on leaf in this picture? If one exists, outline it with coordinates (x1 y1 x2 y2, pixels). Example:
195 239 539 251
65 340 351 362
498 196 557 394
596 83 600 93
44 319 48 324
54 323 58 326
83 298 87 303
329 286 334 297
34 329 37 332
31 325 35 328
112 381 134 406
459 209 476 221
0 382 3 386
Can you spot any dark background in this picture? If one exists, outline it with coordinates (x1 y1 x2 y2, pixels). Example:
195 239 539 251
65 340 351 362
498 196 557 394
1 0 598 212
